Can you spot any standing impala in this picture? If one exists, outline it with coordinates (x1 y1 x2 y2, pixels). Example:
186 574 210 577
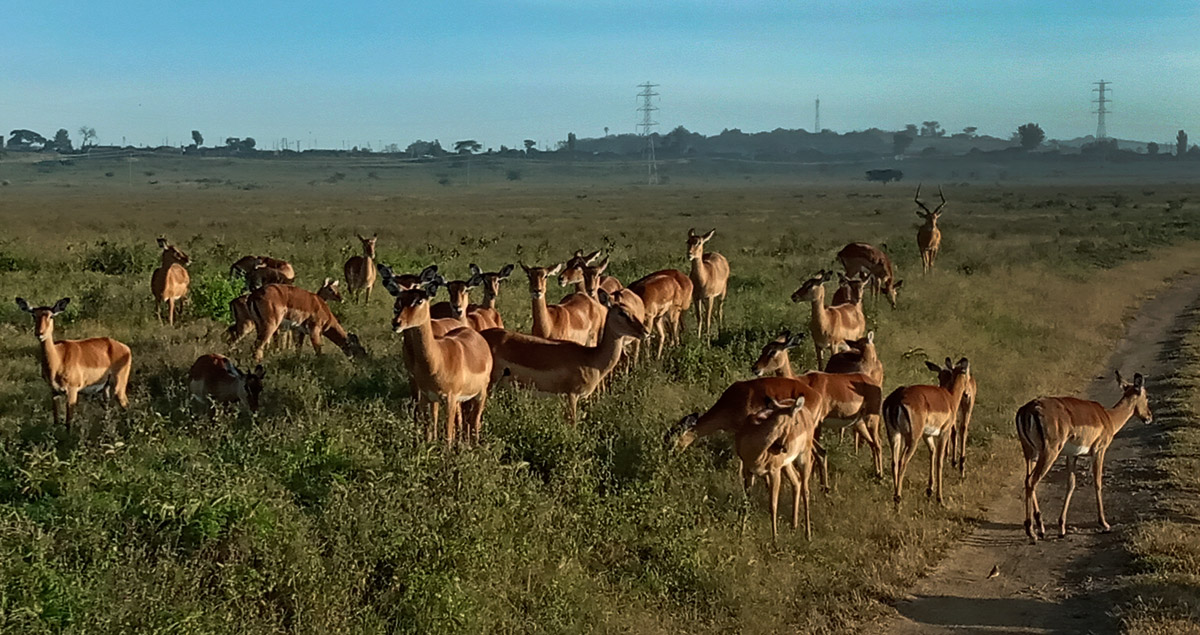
883 357 972 506
558 250 621 297
392 287 493 445
483 289 647 425
464 264 512 331
626 268 692 360
686 228 730 338
925 356 977 477
791 270 866 370
735 396 820 540
836 243 902 308
1017 371 1152 543
151 237 191 326
16 297 132 434
521 262 604 345
343 233 378 302
831 273 866 306
914 184 946 274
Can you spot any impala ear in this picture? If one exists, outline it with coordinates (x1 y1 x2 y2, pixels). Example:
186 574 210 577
15 297 32 313
789 396 806 416
893 279 905 290
925 361 943 373
702 228 716 241
254 364 266 379
51 298 70 315
331 280 339 289
774 329 791 344
945 357 953 369
547 263 563 277
1133 373 1145 390
466 273 484 288
866 331 875 344
419 265 439 282
584 250 602 265
498 264 514 279
323 277 333 286
688 228 696 238
222 357 241 377
520 262 532 275
594 257 609 274
786 332 806 348
1114 369 1126 388
597 289 612 307
469 263 482 276
156 237 168 249
955 358 970 372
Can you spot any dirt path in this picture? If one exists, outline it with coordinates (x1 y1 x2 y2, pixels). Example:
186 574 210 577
876 274 1200 635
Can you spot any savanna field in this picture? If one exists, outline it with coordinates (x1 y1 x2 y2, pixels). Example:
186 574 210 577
1 154 1199 633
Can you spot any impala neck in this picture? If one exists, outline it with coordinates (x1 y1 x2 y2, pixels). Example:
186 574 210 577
529 291 552 335
323 319 353 352
690 252 708 286
1105 392 1139 434
404 318 442 374
808 287 831 334
37 326 61 377
774 352 795 378
588 314 632 375
572 281 587 295
482 291 497 310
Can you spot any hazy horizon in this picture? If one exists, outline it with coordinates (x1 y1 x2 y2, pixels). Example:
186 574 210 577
6 1 1198 150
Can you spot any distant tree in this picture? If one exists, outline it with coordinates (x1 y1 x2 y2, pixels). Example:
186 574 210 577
77 126 97 149
1190 145 1200 159
920 121 944 137
1016 123 1045 150
567 132 577 153
892 133 914 156
1147 142 1159 155
225 137 240 148
191 130 203 147
454 139 481 154
241 137 256 151
962 126 978 137
904 123 918 136
1178 130 1188 157
7 129 46 150
51 129 72 152
603 126 609 137
523 139 536 153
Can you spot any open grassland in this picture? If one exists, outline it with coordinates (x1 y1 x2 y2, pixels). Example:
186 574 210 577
1119 302 1200 634
1 159 1199 633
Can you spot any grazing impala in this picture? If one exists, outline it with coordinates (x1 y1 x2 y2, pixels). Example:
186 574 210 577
231 255 295 281
151 237 191 325
483 289 646 425
914 184 946 274
735 396 820 540
882 358 972 505
16 297 132 433
392 287 493 445
751 331 884 477
791 270 867 370
925 356 978 477
1017 371 1152 543
464 264 512 330
626 269 692 360
227 278 342 346
247 284 366 362
189 354 265 413
343 233 378 302
837 243 902 308
559 250 622 296
521 262 604 345
686 228 731 338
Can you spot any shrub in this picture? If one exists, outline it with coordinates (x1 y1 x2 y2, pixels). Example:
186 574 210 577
189 271 242 323
83 241 152 275
506 169 522 181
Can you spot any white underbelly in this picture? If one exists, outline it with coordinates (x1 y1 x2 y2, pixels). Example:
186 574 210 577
1062 442 1091 457
79 379 109 395
923 425 942 437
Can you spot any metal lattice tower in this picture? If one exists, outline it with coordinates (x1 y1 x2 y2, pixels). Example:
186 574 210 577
637 82 659 185
1093 80 1111 139
815 96 820 132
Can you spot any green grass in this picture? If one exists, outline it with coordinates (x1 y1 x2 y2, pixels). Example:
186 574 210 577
1 161 1200 633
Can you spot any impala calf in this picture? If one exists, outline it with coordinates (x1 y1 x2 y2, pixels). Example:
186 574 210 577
189 354 265 413
343 233 378 302
1017 371 1152 543
837 242 902 308
791 270 866 370
151 237 191 325
883 358 972 505
687 228 731 339
925 356 977 476
16 297 132 434
736 396 819 540
914 184 946 274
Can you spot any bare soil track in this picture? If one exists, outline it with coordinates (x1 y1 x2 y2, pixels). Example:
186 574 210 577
877 273 1200 635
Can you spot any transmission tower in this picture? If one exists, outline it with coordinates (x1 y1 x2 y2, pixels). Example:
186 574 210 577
814 96 820 132
1093 80 1111 139
637 82 659 185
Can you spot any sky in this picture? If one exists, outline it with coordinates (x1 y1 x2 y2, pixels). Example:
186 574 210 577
4 1 1199 150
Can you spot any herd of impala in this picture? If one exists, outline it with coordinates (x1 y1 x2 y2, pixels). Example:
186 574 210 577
14 186 1154 543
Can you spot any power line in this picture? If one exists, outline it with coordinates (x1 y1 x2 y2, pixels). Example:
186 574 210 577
636 82 659 185
1093 80 1111 139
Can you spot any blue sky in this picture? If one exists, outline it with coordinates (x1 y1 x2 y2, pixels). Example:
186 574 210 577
5 1 1198 149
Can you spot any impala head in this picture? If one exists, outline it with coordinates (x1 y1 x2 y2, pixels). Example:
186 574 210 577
470 263 513 300
316 278 343 303
230 255 259 277
356 233 378 258
666 412 700 451
557 250 602 287
391 289 433 333
791 270 833 303
598 289 647 340
752 330 806 377
157 238 191 266
520 262 562 300
342 333 368 359
580 257 610 296
750 396 808 454
16 297 69 341
378 263 440 297
914 183 947 222
1116 370 1153 423
836 273 866 304
929 357 971 392
224 358 266 412
883 278 903 309
443 276 480 318
846 330 876 357
686 228 716 261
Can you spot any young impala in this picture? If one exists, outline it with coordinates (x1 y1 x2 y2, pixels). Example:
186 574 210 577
735 396 820 540
227 278 343 347
189 354 265 414
791 270 866 370
686 228 730 339
482 289 647 425
521 262 604 345
1017 371 1152 543
836 242 902 308
914 184 946 274
392 287 493 446
16 297 132 434
247 284 366 362
925 357 977 477
558 250 621 297
883 358 972 506
151 237 191 326
626 268 692 360
343 233 378 302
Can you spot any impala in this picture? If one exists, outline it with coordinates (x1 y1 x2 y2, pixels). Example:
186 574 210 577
914 184 946 274
521 262 604 345
882 357 972 505
343 233 378 302
375 263 440 293
231 255 295 281
482 289 647 425
1017 371 1152 543
558 250 621 296
686 228 731 338
429 273 479 321
791 270 867 370
751 331 884 477
735 396 820 540
392 287 493 445
189 354 265 413
16 297 132 433
247 284 366 362
227 278 343 346
626 268 692 360
836 242 902 308
925 356 978 477
151 237 191 325
831 273 866 306
464 264 512 330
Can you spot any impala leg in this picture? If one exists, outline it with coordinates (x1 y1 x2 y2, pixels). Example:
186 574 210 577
854 416 884 478
566 394 579 426
252 318 280 363
768 470 782 541
895 438 920 506
471 389 488 444
65 387 80 439
934 432 951 504
654 316 667 359
1094 449 1110 532
50 392 61 427
705 298 715 338
889 432 903 503
1058 455 1078 537
155 299 163 324
783 462 803 538
309 328 323 355
1025 451 1057 542
959 408 973 477
444 397 457 447
924 435 938 499
739 465 753 536
717 291 726 329
429 397 441 444
168 297 176 326
813 341 824 372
